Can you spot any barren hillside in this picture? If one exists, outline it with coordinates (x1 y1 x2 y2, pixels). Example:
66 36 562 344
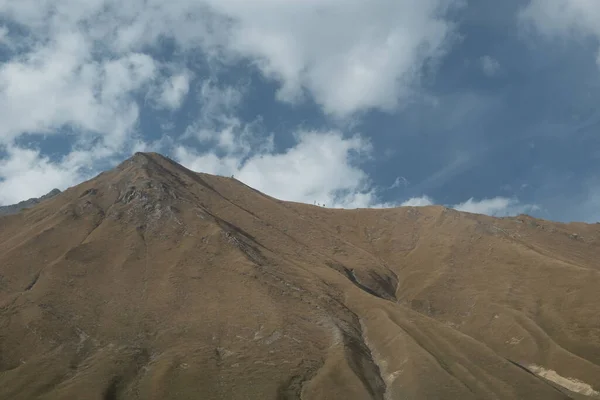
1 152 598 399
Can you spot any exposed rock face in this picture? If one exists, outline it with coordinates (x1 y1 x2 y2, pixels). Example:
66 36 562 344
0 188 61 216
0 152 599 399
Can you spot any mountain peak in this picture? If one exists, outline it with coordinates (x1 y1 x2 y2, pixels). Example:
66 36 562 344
109 152 200 193
118 151 178 172
130 151 171 163
2 153 600 399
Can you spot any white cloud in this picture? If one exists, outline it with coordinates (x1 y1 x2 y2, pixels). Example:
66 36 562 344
394 195 537 217
0 31 158 148
204 0 462 116
519 0 600 38
0 0 466 206
401 196 434 207
0 0 545 222
182 80 266 155
520 0 600 66
0 147 77 204
154 70 192 110
0 135 541 220
0 1 210 149
0 146 98 205
451 196 538 216
175 130 382 208
197 80 245 117
480 55 500 77
0 0 463 118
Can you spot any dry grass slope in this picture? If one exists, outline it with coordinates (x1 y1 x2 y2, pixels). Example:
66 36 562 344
0 152 598 399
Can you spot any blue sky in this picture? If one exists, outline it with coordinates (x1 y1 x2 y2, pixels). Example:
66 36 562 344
0 0 599 222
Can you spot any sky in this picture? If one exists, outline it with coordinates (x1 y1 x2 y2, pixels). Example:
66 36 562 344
0 0 599 222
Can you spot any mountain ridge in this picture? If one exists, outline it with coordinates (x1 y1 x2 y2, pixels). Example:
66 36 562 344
0 152 598 399
0 188 61 216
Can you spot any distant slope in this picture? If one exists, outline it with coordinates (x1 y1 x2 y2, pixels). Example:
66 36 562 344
0 188 61 216
0 152 598 400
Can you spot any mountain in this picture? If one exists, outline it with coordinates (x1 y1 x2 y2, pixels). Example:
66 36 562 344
0 152 599 400
0 188 61 216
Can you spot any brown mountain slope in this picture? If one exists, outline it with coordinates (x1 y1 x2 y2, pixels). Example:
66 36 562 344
0 152 599 399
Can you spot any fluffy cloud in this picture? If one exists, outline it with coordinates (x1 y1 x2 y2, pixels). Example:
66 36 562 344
0 30 161 148
519 0 600 38
154 71 192 110
451 197 538 216
175 130 380 208
202 0 463 116
182 80 269 155
175 128 539 217
0 1 204 148
0 0 544 220
0 132 541 219
0 147 82 205
480 55 500 77
401 196 434 207
396 195 537 217
0 0 465 205
520 0 600 66
0 0 462 118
